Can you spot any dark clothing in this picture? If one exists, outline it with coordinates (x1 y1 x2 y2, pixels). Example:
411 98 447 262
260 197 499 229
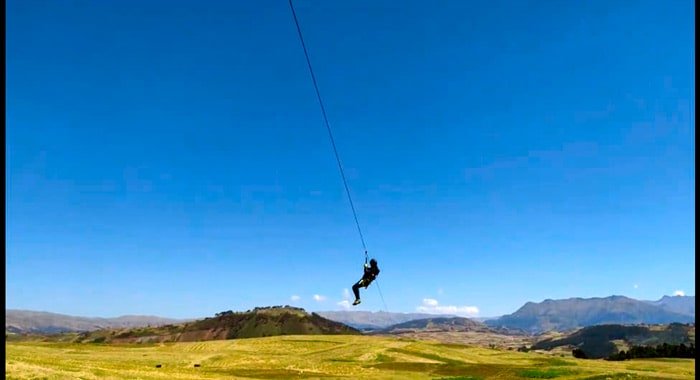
352 263 380 301
352 281 363 301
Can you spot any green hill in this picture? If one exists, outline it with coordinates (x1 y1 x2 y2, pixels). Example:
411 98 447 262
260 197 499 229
74 306 359 343
532 323 695 358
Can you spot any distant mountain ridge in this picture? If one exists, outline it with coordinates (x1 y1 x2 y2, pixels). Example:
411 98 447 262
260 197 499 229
6 310 186 334
381 317 490 333
316 311 454 330
645 295 695 317
8 295 694 335
486 296 695 334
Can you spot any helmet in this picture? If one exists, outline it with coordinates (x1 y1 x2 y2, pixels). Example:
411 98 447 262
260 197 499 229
369 258 377 266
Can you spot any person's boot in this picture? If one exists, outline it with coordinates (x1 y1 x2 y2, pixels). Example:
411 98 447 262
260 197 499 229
353 299 361 306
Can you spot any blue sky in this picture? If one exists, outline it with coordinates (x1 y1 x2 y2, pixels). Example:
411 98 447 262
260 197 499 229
6 0 694 319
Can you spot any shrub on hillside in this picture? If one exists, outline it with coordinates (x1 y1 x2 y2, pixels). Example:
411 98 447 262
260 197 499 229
572 348 587 359
606 343 695 361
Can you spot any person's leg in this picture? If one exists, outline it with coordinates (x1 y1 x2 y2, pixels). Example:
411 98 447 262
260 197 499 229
352 280 364 304
352 281 362 299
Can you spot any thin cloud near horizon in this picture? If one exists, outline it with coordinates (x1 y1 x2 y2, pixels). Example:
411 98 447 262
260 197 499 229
416 298 479 317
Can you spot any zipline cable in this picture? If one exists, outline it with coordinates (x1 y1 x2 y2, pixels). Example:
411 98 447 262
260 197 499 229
288 1 388 312
288 0 368 261
374 278 389 313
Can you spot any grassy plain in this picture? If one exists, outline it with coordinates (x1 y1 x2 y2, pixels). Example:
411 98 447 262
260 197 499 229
6 335 695 379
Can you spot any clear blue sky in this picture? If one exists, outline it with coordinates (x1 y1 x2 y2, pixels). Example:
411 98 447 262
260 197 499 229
6 0 694 319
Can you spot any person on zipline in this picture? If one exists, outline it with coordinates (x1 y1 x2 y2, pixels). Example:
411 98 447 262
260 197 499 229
352 258 380 305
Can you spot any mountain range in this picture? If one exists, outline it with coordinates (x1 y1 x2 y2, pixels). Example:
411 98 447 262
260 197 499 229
647 295 695 316
5 310 186 334
485 295 694 334
7 295 694 335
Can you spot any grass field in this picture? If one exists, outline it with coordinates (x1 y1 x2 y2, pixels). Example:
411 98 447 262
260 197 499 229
6 335 695 379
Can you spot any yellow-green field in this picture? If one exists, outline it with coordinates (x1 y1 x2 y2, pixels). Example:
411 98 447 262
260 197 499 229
6 335 695 379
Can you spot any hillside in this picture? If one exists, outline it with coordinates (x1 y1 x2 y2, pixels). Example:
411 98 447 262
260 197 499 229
486 296 694 334
7 335 695 379
75 306 359 343
382 317 489 333
5 310 185 334
375 316 534 349
317 311 453 330
532 323 695 359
